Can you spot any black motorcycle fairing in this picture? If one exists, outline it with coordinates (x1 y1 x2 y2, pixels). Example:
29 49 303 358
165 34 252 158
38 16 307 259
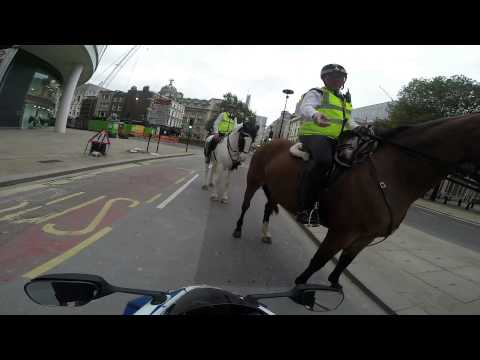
165 287 265 315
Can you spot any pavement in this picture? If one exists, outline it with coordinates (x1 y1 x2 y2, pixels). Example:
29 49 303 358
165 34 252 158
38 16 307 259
0 127 201 187
306 198 480 314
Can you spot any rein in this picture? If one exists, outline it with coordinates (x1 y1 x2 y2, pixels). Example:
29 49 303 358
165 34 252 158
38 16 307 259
366 132 464 174
366 153 394 247
227 131 251 167
361 129 474 247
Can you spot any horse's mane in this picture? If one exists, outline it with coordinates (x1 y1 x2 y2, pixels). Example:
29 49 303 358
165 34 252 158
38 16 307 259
375 117 454 140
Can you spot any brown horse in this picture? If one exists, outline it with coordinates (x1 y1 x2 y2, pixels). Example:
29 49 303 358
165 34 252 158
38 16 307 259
233 113 480 289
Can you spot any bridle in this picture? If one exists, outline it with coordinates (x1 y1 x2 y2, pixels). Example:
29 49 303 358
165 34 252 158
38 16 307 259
360 129 475 246
227 130 252 166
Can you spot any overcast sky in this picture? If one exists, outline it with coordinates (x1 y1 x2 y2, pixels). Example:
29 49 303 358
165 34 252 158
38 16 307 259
90 45 480 125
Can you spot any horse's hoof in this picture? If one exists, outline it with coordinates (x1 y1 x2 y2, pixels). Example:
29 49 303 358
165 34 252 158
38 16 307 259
261 236 272 244
220 198 229 204
201 185 208 190
233 229 241 238
210 195 219 201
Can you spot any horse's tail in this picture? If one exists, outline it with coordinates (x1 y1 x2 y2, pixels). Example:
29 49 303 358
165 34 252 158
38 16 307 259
204 135 213 163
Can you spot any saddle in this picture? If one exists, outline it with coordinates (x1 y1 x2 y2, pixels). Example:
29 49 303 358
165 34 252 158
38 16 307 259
290 125 380 189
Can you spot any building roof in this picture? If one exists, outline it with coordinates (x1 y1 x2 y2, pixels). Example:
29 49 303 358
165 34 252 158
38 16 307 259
19 45 106 85
351 101 392 122
159 80 183 100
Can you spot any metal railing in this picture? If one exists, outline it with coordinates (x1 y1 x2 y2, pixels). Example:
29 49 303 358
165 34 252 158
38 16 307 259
425 174 480 210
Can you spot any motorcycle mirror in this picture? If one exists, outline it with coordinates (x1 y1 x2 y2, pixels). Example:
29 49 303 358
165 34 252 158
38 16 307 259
24 273 114 307
290 284 344 312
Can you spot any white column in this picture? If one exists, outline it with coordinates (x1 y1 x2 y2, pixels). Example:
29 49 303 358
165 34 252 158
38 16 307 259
55 63 84 134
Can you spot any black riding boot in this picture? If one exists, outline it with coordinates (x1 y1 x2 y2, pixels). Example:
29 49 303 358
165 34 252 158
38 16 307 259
296 163 318 225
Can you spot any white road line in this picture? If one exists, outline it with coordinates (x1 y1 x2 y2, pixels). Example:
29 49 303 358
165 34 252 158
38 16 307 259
157 174 199 209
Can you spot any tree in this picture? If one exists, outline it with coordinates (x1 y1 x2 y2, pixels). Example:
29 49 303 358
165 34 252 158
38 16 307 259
388 75 480 127
205 92 256 132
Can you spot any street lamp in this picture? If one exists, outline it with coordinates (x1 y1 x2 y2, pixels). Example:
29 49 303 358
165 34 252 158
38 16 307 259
186 125 193 152
278 89 294 138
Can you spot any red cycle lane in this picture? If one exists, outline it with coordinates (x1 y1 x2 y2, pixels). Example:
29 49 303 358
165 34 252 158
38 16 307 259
0 162 196 282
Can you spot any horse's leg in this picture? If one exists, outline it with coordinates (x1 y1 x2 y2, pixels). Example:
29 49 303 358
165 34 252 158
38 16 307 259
261 203 274 244
208 160 216 187
221 169 231 204
295 230 357 285
233 180 262 238
261 185 277 244
327 236 373 289
202 158 210 190
210 163 221 201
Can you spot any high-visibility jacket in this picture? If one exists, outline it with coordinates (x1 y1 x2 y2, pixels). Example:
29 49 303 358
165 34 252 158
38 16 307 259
298 87 352 139
218 112 235 135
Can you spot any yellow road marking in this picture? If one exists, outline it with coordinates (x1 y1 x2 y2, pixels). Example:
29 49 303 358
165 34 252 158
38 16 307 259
0 206 43 221
46 192 85 206
146 193 163 204
0 201 30 214
89 164 139 175
42 197 139 236
22 226 113 279
13 196 106 224
175 177 186 184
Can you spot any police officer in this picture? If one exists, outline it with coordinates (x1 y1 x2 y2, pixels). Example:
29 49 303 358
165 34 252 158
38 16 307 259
206 110 237 161
296 64 353 224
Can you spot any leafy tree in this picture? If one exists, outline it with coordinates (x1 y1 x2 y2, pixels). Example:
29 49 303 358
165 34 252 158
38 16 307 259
388 75 480 126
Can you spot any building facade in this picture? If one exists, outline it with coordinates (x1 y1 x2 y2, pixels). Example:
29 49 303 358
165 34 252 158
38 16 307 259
148 80 185 134
0 45 106 132
147 95 185 134
179 97 223 140
269 111 293 139
69 83 108 119
120 85 157 123
351 101 392 125
286 115 302 142
79 96 98 120
254 115 267 145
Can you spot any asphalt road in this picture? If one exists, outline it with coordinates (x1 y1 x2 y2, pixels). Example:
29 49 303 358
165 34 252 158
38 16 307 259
0 154 386 315
404 206 480 253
